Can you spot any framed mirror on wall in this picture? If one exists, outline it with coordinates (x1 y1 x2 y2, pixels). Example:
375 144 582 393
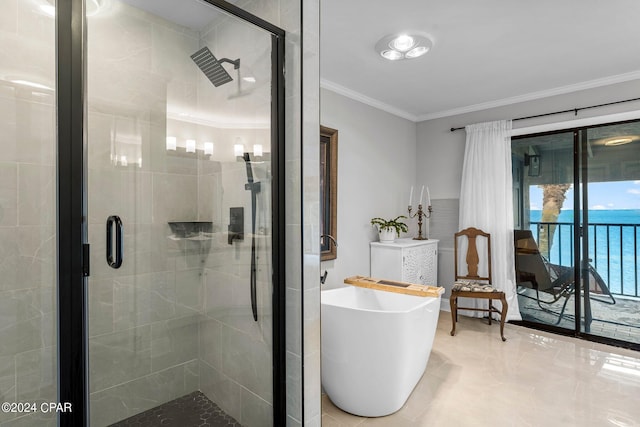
321 125 338 260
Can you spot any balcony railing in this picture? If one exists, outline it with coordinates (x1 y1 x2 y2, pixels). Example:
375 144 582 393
530 221 640 298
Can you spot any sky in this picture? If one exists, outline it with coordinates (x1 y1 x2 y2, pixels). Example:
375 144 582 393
529 180 640 210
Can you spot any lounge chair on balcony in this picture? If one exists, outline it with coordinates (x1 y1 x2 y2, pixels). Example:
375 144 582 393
514 229 615 324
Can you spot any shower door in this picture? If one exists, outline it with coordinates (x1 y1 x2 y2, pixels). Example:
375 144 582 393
83 0 285 425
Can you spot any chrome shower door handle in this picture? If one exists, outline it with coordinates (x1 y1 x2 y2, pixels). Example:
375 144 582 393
106 215 123 269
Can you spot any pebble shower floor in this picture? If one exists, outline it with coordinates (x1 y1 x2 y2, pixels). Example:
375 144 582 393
109 391 241 427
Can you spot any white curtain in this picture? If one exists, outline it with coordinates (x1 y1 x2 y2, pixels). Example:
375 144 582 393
459 120 521 321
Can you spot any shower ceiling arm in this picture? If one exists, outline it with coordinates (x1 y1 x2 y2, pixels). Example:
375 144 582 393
218 58 240 69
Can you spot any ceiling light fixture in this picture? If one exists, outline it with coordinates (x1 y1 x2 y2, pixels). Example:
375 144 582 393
390 35 415 52
376 33 433 61
604 137 633 146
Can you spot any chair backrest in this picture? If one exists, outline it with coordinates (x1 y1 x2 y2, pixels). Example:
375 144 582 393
454 227 491 283
513 229 553 290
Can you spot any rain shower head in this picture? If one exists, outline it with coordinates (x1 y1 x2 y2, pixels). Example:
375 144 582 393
191 46 240 87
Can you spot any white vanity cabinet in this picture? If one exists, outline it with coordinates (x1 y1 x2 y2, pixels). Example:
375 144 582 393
370 238 439 286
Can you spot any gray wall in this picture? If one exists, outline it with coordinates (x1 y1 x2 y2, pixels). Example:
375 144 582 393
318 79 640 306
417 79 640 299
320 89 417 289
417 79 640 203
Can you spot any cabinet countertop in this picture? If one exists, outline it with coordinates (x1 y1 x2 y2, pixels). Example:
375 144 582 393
370 238 439 248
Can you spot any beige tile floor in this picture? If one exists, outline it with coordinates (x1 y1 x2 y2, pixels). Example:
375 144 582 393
321 312 640 426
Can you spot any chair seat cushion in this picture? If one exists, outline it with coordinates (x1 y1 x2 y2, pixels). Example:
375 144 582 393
452 280 499 292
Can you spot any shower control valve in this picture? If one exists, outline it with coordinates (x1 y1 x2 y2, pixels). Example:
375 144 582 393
245 182 261 192
228 207 244 245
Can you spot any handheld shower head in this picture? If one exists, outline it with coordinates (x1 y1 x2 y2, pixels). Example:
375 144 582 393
243 152 255 184
243 152 260 322
191 46 240 87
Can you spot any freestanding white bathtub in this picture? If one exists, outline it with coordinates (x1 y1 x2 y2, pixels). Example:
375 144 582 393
321 285 442 417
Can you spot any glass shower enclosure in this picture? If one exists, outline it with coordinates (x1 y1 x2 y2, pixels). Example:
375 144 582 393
0 1 58 425
2 0 285 425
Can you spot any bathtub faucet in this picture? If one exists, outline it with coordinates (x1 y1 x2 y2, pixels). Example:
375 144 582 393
321 270 328 285
321 234 338 248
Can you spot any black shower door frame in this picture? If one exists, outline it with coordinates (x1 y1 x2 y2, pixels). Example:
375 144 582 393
56 0 286 425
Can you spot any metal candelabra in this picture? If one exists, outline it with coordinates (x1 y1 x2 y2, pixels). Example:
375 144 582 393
408 204 433 240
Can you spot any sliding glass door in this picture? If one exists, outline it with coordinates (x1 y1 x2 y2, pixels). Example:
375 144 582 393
513 131 577 330
513 120 640 348
579 122 640 343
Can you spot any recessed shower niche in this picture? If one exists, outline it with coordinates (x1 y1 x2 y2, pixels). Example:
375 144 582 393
168 221 214 240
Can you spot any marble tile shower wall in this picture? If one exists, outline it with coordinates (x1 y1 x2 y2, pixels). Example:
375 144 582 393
87 5 203 425
193 6 278 426
86 1 299 426
236 1 311 426
0 0 309 426
0 2 57 426
198 159 276 425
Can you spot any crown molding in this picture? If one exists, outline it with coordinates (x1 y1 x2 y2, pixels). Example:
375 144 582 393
416 70 640 121
320 79 419 122
321 70 640 123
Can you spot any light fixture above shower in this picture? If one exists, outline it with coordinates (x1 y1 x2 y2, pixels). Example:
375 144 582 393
37 0 103 17
163 132 268 161
234 142 245 157
375 33 434 61
166 136 177 150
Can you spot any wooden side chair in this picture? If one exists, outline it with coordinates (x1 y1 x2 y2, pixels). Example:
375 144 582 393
450 227 508 341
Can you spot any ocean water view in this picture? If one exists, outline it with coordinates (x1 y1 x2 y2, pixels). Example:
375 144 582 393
529 209 640 296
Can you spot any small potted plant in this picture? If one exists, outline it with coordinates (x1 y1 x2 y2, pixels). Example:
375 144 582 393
370 215 408 243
